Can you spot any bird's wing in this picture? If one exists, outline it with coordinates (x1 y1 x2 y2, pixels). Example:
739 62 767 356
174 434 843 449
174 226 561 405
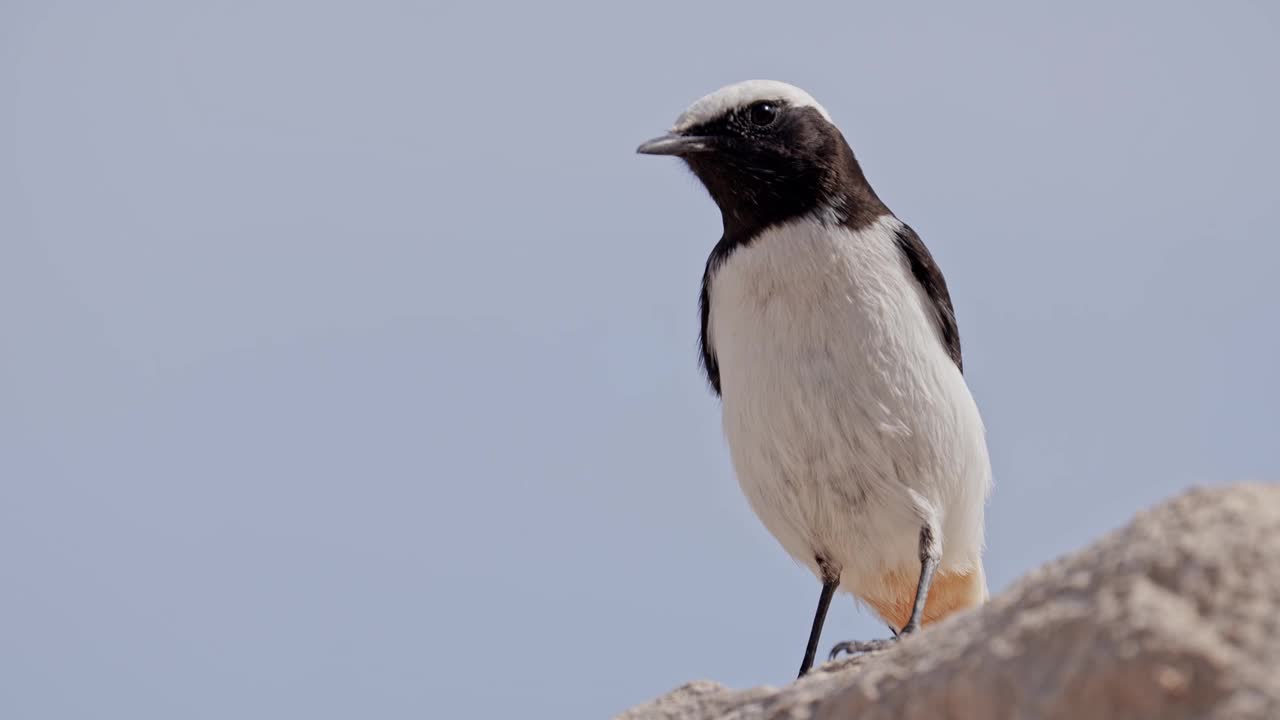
893 224 963 372
698 246 723 396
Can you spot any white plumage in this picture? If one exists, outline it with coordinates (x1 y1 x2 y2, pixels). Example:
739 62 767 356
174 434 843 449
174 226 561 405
708 213 991 610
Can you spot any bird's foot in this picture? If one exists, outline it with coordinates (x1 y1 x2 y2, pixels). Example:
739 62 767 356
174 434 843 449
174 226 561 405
827 636 898 660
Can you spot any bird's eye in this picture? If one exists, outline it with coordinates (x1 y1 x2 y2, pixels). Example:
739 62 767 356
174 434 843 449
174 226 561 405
747 101 779 127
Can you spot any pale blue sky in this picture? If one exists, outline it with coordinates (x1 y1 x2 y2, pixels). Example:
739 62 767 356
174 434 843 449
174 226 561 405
3 1 1278 718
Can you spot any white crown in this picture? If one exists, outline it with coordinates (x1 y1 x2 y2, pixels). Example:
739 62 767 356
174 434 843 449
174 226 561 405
672 80 833 132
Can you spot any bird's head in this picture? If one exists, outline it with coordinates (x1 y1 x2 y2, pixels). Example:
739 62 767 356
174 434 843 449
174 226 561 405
637 80 883 234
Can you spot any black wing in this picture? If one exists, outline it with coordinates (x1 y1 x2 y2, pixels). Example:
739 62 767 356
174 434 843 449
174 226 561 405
698 250 723 395
893 224 963 372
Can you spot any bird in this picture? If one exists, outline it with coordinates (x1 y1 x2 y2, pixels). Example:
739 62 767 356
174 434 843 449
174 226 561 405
636 80 992 678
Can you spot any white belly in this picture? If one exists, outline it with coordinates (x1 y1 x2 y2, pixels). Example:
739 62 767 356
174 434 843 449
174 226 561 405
708 215 991 595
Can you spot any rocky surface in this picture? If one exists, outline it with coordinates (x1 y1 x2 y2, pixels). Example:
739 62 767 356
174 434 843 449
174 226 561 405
617 483 1280 720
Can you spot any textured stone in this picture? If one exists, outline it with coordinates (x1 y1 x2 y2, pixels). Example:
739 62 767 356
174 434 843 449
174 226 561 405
618 484 1280 720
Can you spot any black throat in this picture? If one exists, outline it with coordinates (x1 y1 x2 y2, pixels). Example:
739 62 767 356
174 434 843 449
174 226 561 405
683 107 889 248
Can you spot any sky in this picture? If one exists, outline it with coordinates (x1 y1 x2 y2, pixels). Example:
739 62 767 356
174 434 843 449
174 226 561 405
2 1 1278 718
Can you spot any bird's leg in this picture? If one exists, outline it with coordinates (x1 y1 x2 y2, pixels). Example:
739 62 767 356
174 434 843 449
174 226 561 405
899 524 940 635
797 559 839 677
828 525 940 659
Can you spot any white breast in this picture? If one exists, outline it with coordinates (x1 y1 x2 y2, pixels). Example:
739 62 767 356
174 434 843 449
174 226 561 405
708 215 991 593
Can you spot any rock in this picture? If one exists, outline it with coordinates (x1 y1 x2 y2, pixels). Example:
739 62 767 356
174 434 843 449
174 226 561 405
617 483 1280 720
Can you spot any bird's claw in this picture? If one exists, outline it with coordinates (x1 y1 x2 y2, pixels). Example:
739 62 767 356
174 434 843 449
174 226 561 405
827 636 898 660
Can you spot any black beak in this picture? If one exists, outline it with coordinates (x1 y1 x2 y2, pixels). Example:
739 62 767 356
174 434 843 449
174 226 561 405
635 133 714 156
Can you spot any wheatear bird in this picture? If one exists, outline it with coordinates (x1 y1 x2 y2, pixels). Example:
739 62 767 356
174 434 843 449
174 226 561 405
637 80 992 677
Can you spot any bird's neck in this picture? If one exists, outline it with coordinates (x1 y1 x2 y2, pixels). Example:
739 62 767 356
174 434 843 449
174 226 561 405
710 136 889 242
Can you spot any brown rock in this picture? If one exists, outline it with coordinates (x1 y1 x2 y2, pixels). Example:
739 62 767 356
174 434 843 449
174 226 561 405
617 483 1280 720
